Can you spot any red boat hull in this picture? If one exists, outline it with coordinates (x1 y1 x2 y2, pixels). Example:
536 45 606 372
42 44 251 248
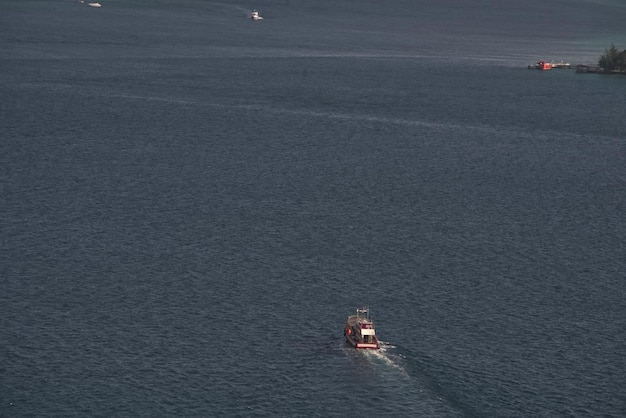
537 60 552 70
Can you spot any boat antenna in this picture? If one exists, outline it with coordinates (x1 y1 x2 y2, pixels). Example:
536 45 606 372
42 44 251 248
356 306 371 319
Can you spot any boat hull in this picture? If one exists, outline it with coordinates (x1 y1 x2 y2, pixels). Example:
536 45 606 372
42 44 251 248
536 60 552 70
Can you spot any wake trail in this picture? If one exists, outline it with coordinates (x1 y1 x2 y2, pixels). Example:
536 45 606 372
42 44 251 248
20 82 624 145
363 341 410 376
203 1 252 16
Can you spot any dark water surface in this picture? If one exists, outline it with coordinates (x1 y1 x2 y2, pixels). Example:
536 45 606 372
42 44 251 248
2 0 625 416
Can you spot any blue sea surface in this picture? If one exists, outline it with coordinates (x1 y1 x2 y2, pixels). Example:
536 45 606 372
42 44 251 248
1 0 625 416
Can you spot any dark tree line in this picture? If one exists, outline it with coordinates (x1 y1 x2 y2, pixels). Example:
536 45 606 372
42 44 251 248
599 44 626 72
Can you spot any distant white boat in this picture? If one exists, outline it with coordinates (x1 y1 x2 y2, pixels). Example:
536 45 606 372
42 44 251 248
250 9 263 20
88 2 101 7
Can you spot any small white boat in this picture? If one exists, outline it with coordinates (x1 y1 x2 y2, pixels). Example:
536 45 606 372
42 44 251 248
88 2 101 7
344 307 379 349
250 9 263 20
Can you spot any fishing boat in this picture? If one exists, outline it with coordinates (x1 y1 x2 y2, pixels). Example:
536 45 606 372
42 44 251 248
528 60 552 70
344 307 379 349
250 10 263 20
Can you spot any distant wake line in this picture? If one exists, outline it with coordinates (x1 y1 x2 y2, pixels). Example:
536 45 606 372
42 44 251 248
23 81 464 131
234 102 456 131
207 101 622 144
202 1 251 17
23 81 621 143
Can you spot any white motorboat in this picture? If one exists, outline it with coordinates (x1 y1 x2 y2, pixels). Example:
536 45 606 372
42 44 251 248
250 9 263 20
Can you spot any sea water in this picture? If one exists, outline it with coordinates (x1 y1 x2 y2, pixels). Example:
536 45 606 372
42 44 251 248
1 0 625 416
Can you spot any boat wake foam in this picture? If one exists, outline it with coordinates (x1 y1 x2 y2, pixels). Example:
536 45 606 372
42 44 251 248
343 340 409 377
